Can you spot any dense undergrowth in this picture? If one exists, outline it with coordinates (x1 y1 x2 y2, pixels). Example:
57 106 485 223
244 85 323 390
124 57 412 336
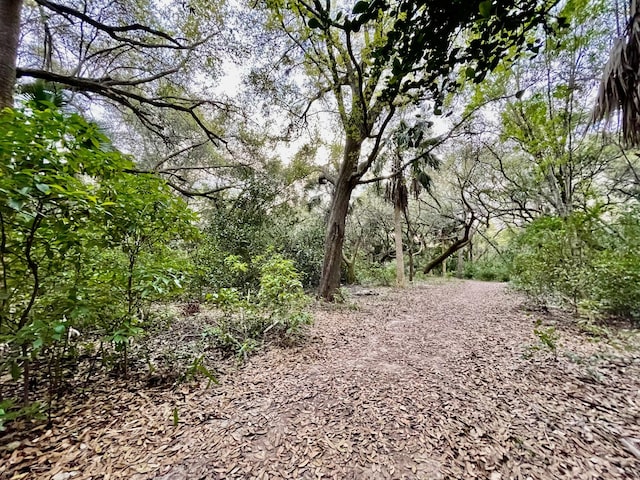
0 106 312 430
510 208 640 322
1 103 639 433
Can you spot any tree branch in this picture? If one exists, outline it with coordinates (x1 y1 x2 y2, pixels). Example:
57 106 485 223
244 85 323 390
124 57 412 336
353 106 396 180
35 0 193 49
423 213 476 274
166 181 238 199
16 68 226 145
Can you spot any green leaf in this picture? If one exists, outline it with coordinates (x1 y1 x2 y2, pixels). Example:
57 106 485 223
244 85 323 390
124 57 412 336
352 1 369 14
10 362 21 381
479 0 492 18
7 198 24 211
35 183 51 194
173 407 179 426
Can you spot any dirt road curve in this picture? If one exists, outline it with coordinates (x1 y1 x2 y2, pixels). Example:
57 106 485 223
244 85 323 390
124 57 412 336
3 280 640 479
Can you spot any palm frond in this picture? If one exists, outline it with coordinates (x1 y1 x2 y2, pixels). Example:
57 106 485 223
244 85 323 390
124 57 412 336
592 1 640 146
19 79 65 110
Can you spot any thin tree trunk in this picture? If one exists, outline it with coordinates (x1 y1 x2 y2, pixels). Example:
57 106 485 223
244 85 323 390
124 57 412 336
394 203 405 287
0 0 23 108
408 248 414 282
456 248 464 278
342 236 361 285
442 253 447 276
344 257 357 285
318 137 361 300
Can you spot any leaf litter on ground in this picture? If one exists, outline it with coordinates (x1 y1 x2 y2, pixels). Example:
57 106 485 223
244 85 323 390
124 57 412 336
1 280 640 479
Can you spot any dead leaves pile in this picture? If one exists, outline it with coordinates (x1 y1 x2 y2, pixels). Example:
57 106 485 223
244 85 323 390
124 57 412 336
2 280 640 479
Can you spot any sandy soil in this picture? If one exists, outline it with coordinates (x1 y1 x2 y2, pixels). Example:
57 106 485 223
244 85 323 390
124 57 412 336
2 280 640 479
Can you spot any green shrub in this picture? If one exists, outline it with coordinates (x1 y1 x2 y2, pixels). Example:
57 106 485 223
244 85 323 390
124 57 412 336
279 217 325 288
204 253 312 358
590 207 640 319
510 207 640 320
511 214 592 307
357 262 396 286
464 256 511 282
0 105 196 420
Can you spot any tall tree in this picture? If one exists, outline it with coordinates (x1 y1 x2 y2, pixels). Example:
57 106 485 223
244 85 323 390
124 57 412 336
0 0 23 108
256 0 560 299
383 120 437 286
466 0 621 223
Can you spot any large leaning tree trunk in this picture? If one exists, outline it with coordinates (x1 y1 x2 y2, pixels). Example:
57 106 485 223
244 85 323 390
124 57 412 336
0 0 23 108
319 137 362 299
423 213 476 275
593 0 640 145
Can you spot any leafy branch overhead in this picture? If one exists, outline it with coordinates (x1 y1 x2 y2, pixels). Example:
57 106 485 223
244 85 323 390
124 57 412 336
12 0 230 146
303 0 563 112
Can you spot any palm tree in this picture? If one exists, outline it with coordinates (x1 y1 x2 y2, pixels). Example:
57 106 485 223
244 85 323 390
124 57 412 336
592 0 640 145
19 79 64 110
386 152 410 287
384 121 438 287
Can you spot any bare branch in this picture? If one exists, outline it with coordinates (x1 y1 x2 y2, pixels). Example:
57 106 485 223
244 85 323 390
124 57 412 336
357 92 526 186
16 68 226 145
35 0 191 49
166 181 239 199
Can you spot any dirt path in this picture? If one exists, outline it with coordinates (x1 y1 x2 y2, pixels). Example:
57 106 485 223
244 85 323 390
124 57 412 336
3 281 640 479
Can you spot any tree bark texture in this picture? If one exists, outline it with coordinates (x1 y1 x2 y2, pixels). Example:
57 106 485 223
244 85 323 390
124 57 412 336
343 257 357 285
342 236 361 285
456 248 464 278
0 0 23 109
318 137 361 300
394 203 405 287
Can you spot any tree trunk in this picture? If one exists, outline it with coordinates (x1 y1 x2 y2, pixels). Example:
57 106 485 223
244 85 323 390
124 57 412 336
456 248 464 278
424 217 475 275
318 137 361 300
394 203 405 287
424 239 470 275
342 236 361 285
408 248 414 282
0 0 23 109
442 253 447 276
344 257 357 284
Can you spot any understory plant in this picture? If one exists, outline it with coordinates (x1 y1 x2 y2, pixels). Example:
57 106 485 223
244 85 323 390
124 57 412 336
510 207 640 321
204 252 311 358
0 105 196 423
